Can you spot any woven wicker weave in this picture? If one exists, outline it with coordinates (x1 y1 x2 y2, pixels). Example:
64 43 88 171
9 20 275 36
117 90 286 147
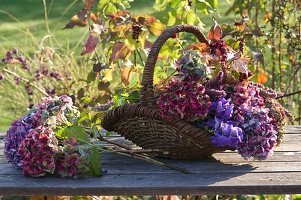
101 25 226 159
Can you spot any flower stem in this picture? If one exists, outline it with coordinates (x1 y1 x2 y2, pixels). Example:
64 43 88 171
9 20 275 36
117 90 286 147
99 136 189 174
2 68 49 96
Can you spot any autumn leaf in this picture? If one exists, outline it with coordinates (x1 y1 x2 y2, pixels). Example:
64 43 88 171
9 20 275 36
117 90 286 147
264 12 273 23
251 27 265 37
108 10 131 21
64 9 88 29
110 42 132 63
208 20 222 41
145 16 166 36
81 32 99 55
82 0 94 10
89 12 97 23
186 43 209 52
230 58 249 74
257 70 268 84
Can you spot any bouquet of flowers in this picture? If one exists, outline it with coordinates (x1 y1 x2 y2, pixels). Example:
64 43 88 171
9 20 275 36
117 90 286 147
4 95 101 178
156 22 292 160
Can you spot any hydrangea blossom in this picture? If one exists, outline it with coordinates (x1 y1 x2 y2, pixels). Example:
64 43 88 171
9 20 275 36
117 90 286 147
211 118 243 148
232 84 279 160
18 126 56 177
4 114 34 168
235 106 278 160
176 51 212 83
205 98 243 148
157 77 211 121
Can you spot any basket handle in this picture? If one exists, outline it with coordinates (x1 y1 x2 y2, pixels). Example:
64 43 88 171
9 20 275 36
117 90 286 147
140 25 209 106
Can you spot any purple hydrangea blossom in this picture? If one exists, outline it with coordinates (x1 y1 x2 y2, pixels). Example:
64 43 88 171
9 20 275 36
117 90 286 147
4 114 34 168
235 105 278 160
231 84 280 160
210 97 234 121
206 98 243 148
211 118 243 148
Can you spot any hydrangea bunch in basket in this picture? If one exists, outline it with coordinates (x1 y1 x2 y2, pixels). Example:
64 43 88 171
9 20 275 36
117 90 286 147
101 23 292 160
4 95 101 178
155 23 292 160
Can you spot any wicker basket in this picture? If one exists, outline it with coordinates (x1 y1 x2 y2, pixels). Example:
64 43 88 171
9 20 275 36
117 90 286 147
101 25 226 159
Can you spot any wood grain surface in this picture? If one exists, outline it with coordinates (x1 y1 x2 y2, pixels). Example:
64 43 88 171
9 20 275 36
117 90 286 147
0 126 300 196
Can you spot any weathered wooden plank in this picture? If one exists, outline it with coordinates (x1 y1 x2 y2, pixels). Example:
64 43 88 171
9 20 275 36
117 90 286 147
284 125 301 134
1 152 301 176
0 126 300 196
0 172 301 196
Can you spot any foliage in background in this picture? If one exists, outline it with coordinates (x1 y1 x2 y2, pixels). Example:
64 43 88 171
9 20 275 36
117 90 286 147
226 0 301 123
0 0 300 127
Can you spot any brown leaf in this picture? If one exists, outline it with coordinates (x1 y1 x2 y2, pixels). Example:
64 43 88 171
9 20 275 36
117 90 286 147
251 27 265 37
137 16 146 24
108 10 131 21
110 42 132 63
89 12 97 23
208 22 223 41
82 0 94 10
64 9 88 29
98 81 110 90
81 32 99 55
264 12 273 23
144 40 152 51
186 43 209 52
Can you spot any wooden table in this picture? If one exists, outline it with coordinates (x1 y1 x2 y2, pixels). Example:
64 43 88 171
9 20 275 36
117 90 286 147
0 126 301 196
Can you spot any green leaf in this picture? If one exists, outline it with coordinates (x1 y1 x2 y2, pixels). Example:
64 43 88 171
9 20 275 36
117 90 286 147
186 10 196 25
61 125 90 144
167 11 177 26
153 0 169 11
55 127 65 138
77 111 90 124
90 145 101 176
104 3 118 14
170 0 182 8
97 0 109 10
87 71 97 83
128 73 138 88
127 90 140 101
208 0 218 9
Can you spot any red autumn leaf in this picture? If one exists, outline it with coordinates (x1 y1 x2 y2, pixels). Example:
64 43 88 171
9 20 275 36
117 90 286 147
64 9 88 29
81 32 99 55
82 0 94 10
208 21 223 41
145 16 156 26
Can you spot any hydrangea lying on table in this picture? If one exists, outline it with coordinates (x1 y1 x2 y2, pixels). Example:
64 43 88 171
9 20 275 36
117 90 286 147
4 95 101 178
156 23 292 160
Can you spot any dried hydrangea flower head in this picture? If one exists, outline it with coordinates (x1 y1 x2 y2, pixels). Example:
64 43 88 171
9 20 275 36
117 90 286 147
18 126 57 177
157 77 211 121
4 114 34 168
